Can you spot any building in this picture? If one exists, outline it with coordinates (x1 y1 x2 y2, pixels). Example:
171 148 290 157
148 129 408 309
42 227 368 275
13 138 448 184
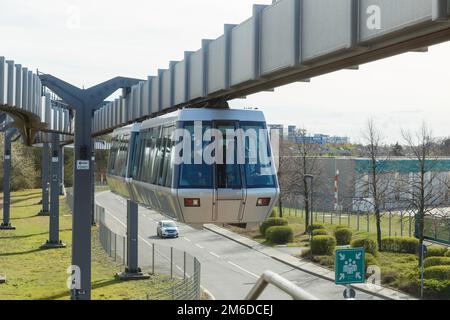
268 124 349 145
282 157 450 213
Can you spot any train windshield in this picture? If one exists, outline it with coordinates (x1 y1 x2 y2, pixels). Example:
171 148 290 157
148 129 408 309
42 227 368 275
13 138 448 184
178 120 276 189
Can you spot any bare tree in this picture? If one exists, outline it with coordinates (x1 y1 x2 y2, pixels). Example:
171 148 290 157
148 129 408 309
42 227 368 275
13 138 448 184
288 129 323 232
401 123 448 265
360 118 393 251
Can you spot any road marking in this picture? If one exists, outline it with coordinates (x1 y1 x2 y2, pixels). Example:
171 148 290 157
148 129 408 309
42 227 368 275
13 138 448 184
184 237 191 242
227 261 259 279
209 251 220 258
195 244 204 249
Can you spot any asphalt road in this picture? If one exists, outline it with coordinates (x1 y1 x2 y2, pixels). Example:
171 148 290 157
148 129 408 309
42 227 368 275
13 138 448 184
96 191 380 300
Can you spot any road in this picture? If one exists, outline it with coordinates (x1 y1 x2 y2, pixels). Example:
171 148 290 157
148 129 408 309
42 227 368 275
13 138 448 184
96 191 380 300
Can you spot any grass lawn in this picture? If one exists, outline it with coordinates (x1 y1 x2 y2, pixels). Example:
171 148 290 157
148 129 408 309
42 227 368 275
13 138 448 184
0 189 176 300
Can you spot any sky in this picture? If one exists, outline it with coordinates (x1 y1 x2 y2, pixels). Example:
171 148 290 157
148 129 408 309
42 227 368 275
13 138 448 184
1 0 449 144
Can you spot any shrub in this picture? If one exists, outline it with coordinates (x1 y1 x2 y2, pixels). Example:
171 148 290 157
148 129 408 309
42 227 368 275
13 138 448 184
381 268 399 285
311 236 336 256
380 237 419 254
306 223 325 233
312 229 328 236
365 253 379 269
424 266 450 281
351 238 378 256
445 250 450 257
335 225 348 230
269 209 278 218
265 226 294 245
334 228 352 245
260 217 288 236
426 246 448 257
421 280 450 300
312 255 335 267
424 257 450 268
300 248 311 258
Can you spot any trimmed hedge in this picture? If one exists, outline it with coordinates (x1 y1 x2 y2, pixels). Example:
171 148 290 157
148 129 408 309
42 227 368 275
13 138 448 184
351 238 378 256
269 209 278 218
426 246 448 257
424 266 450 281
306 223 325 233
446 250 450 257
312 229 328 236
265 226 294 244
311 236 336 256
365 253 379 269
380 237 419 254
260 217 288 237
334 228 352 245
424 257 450 268
421 280 450 300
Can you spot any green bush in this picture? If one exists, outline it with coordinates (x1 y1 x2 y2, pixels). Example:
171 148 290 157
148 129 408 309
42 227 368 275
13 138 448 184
445 250 450 257
265 226 294 245
424 257 450 268
351 238 378 256
300 248 311 258
269 209 278 218
335 225 348 230
312 229 328 236
380 237 419 254
365 253 379 269
260 217 288 237
306 223 325 233
421 280 450 300
424 266 450 281
311 236 336 256
334 228 352 245
426 246 448 257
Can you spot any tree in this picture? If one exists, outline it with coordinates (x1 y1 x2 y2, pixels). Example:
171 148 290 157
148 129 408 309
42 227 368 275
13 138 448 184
391 142 404 157
401 123 447 266
288 129 323 233
360 118 393 251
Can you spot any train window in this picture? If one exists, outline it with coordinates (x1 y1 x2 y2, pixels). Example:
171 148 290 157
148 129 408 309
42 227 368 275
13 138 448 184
163 126 175 187
240 122 276 188
178 122 213 189
216 122 242 189
149 126 162 184
130 132 140 178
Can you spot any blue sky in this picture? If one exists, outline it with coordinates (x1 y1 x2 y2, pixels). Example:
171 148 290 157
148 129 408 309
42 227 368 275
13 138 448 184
1 0 449 143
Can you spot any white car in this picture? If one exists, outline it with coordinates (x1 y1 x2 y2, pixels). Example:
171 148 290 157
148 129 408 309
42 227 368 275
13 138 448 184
157 220 179 238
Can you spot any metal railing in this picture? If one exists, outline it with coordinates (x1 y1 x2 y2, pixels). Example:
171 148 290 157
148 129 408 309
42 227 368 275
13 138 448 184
93 203 202 300
245 271 318 300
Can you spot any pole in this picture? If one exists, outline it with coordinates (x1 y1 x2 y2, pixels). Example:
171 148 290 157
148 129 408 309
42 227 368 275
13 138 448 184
41 134 66 249
59 145 65 196
420 245 425 299
1 129 15 230
117 200 149 280
71 102 93 300
91 142 96 226
38 142 50 216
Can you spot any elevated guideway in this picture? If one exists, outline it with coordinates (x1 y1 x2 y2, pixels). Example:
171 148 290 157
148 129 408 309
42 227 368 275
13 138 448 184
93 0 450 135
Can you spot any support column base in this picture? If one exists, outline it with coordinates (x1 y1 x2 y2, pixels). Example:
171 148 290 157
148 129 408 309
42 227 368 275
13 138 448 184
116 268 150 281
40 241 67 249
37 210 50 216
0 224 16 230
0 275 6 284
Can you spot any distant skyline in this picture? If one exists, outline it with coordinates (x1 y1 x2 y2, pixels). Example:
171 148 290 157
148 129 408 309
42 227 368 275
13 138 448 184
1 0 449 144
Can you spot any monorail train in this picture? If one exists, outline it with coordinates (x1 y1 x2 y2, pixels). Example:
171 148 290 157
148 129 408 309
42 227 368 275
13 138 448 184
106 108 279 226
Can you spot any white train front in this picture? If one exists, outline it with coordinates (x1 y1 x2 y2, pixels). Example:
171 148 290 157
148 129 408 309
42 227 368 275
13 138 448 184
106 108 279 227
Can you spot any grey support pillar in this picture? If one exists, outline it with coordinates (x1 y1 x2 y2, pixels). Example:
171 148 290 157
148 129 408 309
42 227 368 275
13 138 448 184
1 129 15 230
91 141 96 226
41 134 66 249
38 142 50 216
39 74 140 300
59 145 65 196
117 200 150 280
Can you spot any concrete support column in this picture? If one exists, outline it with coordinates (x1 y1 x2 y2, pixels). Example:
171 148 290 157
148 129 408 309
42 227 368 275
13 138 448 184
59 146 65 196
41 134 66 249
117 200 149 280
91 141 96 226
1 129 15 230
38 142 50 216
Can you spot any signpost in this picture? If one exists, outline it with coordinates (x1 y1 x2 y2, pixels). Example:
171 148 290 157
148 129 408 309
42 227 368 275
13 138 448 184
335 248 365 299
419 244 427 299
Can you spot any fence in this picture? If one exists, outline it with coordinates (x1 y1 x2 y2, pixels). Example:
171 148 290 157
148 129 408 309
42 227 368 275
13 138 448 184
424 215 450 245
66 191 201 300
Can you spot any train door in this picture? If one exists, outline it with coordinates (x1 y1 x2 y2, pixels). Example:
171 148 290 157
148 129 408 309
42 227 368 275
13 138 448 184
213 121 245 223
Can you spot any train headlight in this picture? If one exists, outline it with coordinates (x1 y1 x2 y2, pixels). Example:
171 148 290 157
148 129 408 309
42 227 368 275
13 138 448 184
184 198 200 207
256 198 271 206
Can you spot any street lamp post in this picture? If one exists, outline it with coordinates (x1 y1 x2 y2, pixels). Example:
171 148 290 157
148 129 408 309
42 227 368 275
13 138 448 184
304 174 314 260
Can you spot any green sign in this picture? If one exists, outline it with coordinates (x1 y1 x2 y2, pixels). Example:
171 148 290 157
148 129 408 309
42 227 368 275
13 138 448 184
335 248 365 285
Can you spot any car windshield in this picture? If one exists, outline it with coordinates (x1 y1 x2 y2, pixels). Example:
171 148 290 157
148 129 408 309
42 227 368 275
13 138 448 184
162 222 176 228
